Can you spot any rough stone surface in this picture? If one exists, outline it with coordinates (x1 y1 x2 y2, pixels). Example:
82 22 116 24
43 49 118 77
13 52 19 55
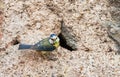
0 0 120 77
105 0 120 54
108 0 120 22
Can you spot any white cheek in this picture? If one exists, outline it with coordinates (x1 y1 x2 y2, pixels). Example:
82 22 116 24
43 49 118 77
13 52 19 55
49 39 54 44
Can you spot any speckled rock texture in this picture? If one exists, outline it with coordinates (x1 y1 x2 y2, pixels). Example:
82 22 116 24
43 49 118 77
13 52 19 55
105 0 120 54
108 0 120 22
0 0 120 77
0 0 4 45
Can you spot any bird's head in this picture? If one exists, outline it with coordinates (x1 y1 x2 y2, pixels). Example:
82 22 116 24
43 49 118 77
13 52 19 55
49 34 60 47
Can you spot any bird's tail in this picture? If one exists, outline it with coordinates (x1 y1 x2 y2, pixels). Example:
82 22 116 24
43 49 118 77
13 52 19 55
18 44 32 50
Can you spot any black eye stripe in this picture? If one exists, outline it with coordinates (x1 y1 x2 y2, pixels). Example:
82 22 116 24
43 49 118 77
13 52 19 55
51 39 55 41
51 37 57 40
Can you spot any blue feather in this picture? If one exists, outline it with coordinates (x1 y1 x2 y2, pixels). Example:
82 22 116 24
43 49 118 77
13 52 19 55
50 34 56 38
18 44 32 50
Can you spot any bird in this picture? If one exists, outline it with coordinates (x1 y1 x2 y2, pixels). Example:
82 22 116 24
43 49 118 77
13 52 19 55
18 34 60 52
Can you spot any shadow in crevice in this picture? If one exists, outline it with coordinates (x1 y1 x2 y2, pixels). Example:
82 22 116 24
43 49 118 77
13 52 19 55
58 20 77 51
58 33 74 51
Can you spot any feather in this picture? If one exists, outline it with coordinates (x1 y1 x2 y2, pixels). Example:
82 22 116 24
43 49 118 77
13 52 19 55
31 38 56 51
18 44 32 50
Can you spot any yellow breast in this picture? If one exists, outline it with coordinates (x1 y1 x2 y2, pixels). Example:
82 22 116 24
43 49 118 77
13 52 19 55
53 42 60 48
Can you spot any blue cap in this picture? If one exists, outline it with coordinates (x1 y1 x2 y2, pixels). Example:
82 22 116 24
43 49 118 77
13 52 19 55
50 34 56 38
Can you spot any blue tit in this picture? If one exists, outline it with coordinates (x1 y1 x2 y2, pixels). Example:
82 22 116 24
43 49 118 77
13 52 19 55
18 34 60 52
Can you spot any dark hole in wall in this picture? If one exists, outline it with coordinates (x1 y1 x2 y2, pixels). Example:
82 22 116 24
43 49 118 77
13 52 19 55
11 37 20 45
4 37 20 49
12 39 20 45
58 33 74 51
